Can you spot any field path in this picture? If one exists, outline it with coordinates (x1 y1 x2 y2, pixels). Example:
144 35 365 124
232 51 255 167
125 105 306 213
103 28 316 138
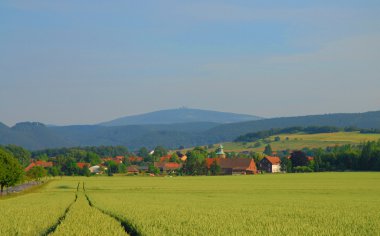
41 182 80 235
48 182 129 236
83 182 141 236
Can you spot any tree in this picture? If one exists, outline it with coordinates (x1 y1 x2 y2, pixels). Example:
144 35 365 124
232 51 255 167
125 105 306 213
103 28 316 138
106 161 118 174
170 152 180 163
280 156 292 172
85 152 101 166
27 166 47 181
148 164 160 175
2 144 31 167
0 149 24 194
152 146 168 161
263 144 273 156
290 151 309 167
82 166 91 177
209 160 221 175
182 147 208 175
138 147 150 161
47 166 60 177
118 163 127 173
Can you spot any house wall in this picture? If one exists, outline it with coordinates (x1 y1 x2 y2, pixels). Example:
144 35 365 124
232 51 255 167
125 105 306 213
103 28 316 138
272 164 281 173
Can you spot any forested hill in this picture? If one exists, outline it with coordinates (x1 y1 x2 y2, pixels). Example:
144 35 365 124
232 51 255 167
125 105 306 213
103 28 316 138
205 110 380 142
1 110 380 150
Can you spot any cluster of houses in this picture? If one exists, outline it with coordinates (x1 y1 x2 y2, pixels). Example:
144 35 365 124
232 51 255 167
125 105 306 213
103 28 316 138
24 145 292 176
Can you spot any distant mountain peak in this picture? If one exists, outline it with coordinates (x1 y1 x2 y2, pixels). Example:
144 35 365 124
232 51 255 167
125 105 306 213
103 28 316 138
13 122 46 128
99 108 262 126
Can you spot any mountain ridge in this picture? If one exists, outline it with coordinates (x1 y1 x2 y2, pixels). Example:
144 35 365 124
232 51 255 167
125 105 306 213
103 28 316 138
98 107 262 126
1 110 380 150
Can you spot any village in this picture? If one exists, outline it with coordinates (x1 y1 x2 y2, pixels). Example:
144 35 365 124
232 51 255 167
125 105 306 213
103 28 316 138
23 144 314 178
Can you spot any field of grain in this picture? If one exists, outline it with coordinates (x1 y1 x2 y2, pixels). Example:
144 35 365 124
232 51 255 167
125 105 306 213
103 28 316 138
0 180 75 235
84 173 380 235
1 173 380 235
222 132 380 152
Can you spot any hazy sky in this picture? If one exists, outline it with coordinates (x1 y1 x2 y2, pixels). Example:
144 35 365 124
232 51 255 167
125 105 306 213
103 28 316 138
1 0 380 126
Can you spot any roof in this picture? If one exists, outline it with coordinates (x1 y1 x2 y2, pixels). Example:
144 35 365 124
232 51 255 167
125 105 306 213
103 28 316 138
102 157 122 164
206 158 257 172
25 160 53 171
127 166 139 173
77 162 90 169
129 156 143 162
263 156 281 165
154 162 182 170
160 155 172 162
180 155 187 161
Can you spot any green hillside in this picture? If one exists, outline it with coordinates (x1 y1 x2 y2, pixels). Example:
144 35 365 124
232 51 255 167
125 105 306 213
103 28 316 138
221 132 380 153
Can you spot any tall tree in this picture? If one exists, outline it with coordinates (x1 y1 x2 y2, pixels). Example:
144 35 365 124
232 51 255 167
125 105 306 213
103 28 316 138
290 150 309 167
0 149 24 194
2 144 31 167
280 156 292 172
138 147 150 161
263 144 273 156
26 166 47 181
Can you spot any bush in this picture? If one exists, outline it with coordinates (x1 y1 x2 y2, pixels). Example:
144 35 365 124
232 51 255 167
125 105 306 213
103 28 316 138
293 166 313 173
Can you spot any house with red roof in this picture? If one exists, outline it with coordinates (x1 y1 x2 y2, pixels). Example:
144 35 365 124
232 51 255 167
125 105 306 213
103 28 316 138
25 160 53 172
205 158 257 175
154 162 182 173
260 156 281 173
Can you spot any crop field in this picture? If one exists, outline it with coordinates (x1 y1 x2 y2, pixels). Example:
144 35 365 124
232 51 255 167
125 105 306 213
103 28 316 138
222 132 380 152
1 173 380 235
0 180 75 235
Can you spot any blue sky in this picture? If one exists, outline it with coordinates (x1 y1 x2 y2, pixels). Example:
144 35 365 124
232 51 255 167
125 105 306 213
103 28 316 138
1 0 380 126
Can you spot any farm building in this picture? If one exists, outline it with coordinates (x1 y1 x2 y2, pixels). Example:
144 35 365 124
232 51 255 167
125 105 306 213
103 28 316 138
260 156 281 173
206 158 258 175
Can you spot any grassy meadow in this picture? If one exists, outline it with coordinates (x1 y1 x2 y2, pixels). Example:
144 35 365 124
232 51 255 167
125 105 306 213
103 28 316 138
222 131 380 152
2 173 380 235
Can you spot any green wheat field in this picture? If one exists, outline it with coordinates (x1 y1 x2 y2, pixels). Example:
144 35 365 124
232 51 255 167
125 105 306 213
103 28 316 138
1 173 380 235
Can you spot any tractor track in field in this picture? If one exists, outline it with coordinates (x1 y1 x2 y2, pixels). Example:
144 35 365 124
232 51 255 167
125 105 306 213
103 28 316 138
83 182 141 236
40 182 80 236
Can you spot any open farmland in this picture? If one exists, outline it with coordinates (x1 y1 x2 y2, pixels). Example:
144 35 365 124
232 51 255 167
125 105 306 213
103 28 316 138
85 173 380 235
222 132 380 152
0 180 75 235
1 173 380 235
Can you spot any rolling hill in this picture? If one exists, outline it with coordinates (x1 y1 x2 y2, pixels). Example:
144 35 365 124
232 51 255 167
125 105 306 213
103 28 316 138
205 110 380 142
220 131 380 153
1 110 380 150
